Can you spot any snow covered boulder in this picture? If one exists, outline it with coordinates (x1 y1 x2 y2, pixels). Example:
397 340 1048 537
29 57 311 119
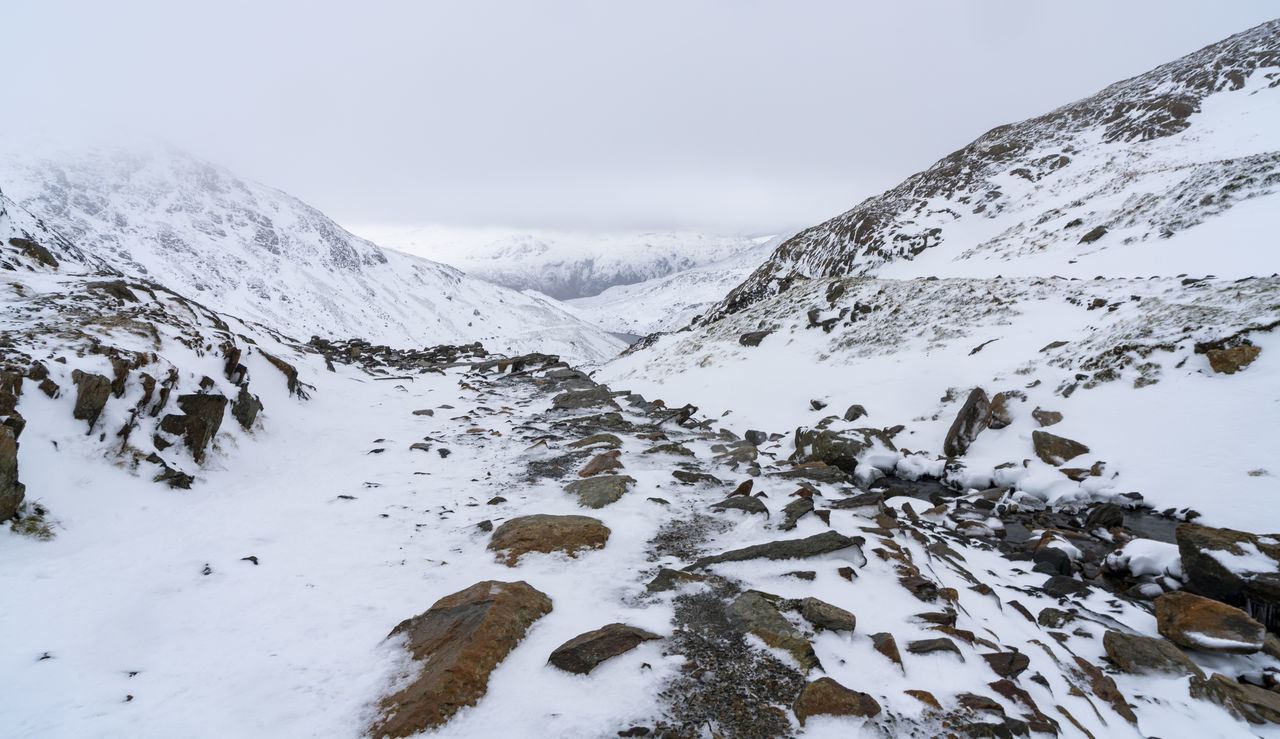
487 514 611 565
1155 591 1265 654
370 580 552 736
793 677 881 725
1176 522 1280 631
943 387 991 457
1101 630 1203 678
1031 430 1089 466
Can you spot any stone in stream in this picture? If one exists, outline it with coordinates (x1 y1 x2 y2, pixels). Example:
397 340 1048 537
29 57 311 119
578 450 624 477
710 495 769 516
688 531 864 570
487 514 610 566
943 387 991 457
1101 630 1203 677
1154 591 1265 654
370 581 551 736
726 591 820 671
547 623 661 674
563 474 636 508
1032 430 1089 466
793 677 881 725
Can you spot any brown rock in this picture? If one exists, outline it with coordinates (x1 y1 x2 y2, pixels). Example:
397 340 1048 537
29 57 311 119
980 651 1030 678
1190 672 1280 724
904 689 941 710
1032 430 1089 466
548 623 660 674
944 388 991 457
1206 345 1261 375
487 514 610 566
1031 407 1063 427
871 632 903 671
578 449 623 477
1101 630 1203 677
1154 591 1265 654
727 591 819 670
71 370 112 429
0 425 24 521
1072 656 1137 723
988 392 1015 430
797 597 856 632
157 394 228 464
370 580 552 736
793 677 881 726
1176 522 1280 607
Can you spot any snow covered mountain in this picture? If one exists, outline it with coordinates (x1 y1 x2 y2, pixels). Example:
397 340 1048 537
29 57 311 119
358 224 773 300
710 18 1280 321
0 147 625 365
565 236 784 335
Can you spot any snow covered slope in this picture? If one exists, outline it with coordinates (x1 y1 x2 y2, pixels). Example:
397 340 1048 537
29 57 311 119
711 19 1280 320
565 236 783 335
0 147 625 365
358 224 773 300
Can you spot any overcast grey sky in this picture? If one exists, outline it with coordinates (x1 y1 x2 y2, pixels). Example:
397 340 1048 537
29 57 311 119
3 2 1277 233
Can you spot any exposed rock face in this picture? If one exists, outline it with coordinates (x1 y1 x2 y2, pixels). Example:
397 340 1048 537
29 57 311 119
1102 630 1203 677
487 514 610 565
1190 672 1280 724
0 425 24 521
1176 522 1280 607
1031 430 1089 465
157 393 228 464
71 370 112 429
690 531 864 569
793 677 881 725
563 475 636 509
944 388 991 457
1155 591 1265 654
230 386 262 430
727 591 819 670
1206 345 1261 374
370 580 552 737
548 623 661 674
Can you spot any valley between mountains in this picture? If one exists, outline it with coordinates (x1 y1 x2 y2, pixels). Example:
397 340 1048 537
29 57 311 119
3 17 1280 739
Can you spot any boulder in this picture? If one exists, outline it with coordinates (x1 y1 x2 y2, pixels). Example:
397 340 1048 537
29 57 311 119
157 393 228 464
779 497 814 531
797 597 856 632
567 433 622 450
689 531 864 569
230 386 262 429
843 404 867 422
548 623 661 674
1190 672 1280 724
1206 345 1261 374
370 581 552 736
1031 408 1063 427
980 651 1029 678
988 392 1015 430
711 495 769 516
1101 630 1203 677
792 426 895 472
727 591 819 670
793 677 881 726
739 330 773 347
1032 430 1089 466
487 514 610 566
1154 591 1265 654
1176 522 1280 609
71 370 112 429
411 408 435 416
0 425 24 521
870 632 903 670
552 386 619 411
578 450 624 477
563 475 636 509
944 388 991 457
671 469 723 485
906 637 962 658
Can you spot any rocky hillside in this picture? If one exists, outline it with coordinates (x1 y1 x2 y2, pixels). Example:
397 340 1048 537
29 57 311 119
1 147 625 365
710 19 1280 320
362 224 773 300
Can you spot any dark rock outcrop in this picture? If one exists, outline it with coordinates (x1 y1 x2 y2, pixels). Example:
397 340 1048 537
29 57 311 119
1032 430 1089 466
0 425 24 520
71 370 112 430
690 531 864 569
157 394 228 464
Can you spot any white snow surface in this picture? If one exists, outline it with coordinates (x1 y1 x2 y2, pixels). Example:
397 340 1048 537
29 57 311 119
0 145 625 365
355 223 775 300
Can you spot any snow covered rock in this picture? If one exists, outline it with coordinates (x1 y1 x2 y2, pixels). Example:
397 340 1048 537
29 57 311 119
486 514 611 566
1101 630 1204 678
0 426 22 520
370 580 553 737
792 677 881 725
547 623 661 675
1154 591 1266 654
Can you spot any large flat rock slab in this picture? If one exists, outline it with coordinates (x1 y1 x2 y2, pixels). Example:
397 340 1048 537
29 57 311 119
370 580 552 737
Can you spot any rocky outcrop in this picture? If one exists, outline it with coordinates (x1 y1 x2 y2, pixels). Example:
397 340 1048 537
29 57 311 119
230 386 262 430
1102 630 1203 677
1190 672 1280 724
726 591 819 670
548 623 661 674
156 393 228 464
487 514 610 565
793 677 881 725
690 531 864 569
578 450 623 477
0 425 24 521
71 370 112 430
1206 345 1261 374
943 388 991 457
1155 591 1265 654
370 580 552 736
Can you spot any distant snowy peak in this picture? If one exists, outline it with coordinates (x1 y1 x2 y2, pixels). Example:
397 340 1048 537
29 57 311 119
0 147 626 364
360 225 773 300
712 19 1280 320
